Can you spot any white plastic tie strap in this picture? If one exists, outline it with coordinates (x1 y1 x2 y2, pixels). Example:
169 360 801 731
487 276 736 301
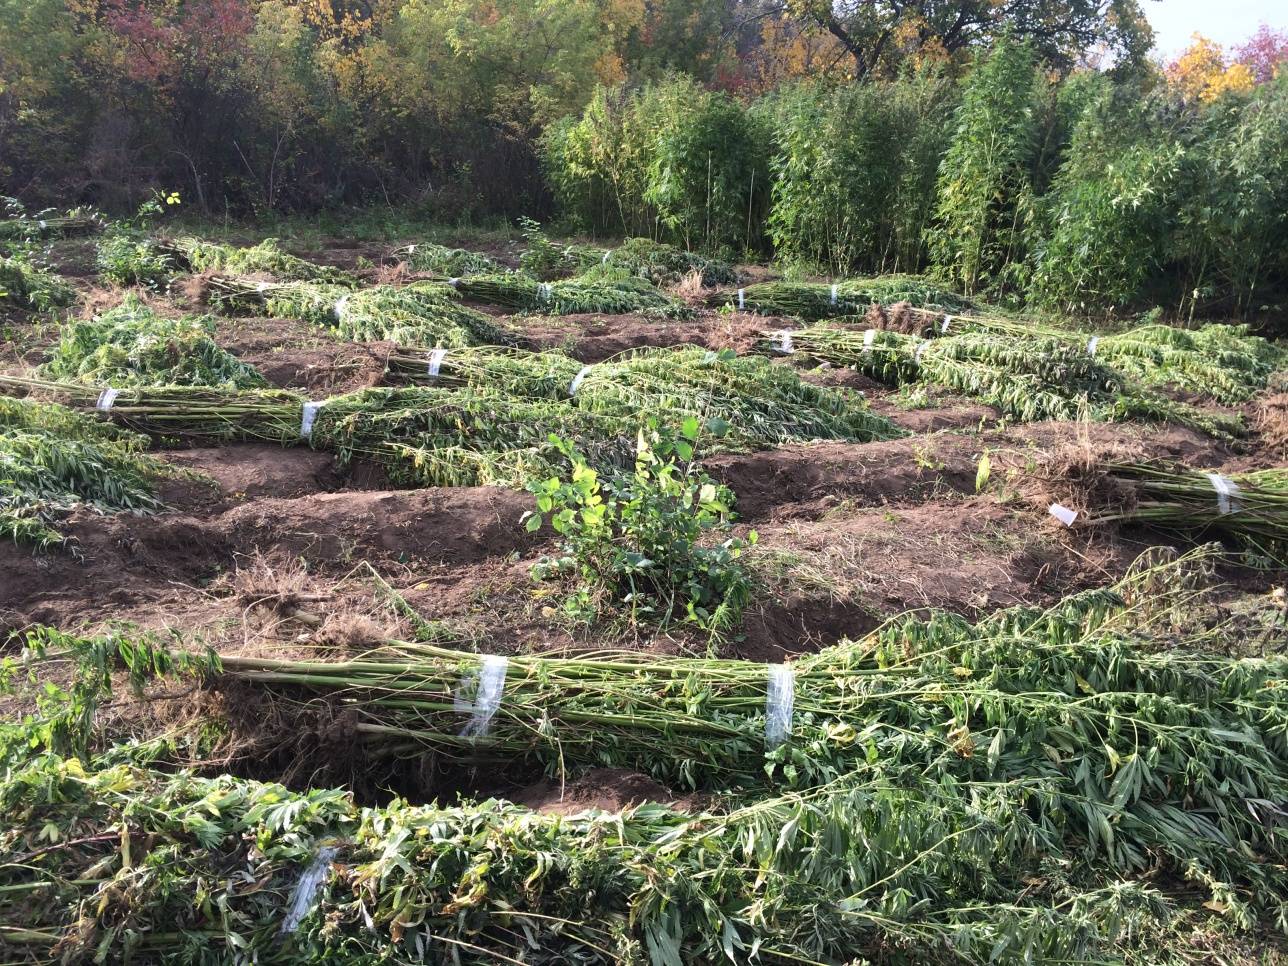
95 388 119 412
448 277 461 288
38 220 47 229
458 655 508 738
829 284 838 306
408 243 417 254
862 328 876 356
940 314 954 334
569 365 593 396
426 348 448 379
1048 503 1078 528
538 282 553 303
280 845 338 935
300 401 324 439
1086 336 1099 357
334 295 350 320
1206 472 1242 515
256 280 270 293
765 664 794 748
601 250 611 264
772 330 795 355
914 341 931 364
737 288 746 310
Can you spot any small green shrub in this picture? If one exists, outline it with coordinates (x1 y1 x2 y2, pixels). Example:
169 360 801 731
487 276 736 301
524 421 756 632
516 218 604 280
0 257 75 310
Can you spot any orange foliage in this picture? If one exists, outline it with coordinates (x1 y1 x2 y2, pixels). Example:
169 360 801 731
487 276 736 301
1166 33 1256 103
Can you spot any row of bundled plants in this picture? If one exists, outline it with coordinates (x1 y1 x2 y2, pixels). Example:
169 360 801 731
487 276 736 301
0 397 171 549
0 199 102 241
454 273 692 318
0 256 75 311
95 234 179 289
891 306 1288 403
753 324 1246 437
9 550 1284 962
207 277 517 347
41 296 267 389
0 347 897 486
594 236 738 287
0 733 1214 966
169 236 355 285
393 241 501 276
708 276 969 319
1039 459 1288 566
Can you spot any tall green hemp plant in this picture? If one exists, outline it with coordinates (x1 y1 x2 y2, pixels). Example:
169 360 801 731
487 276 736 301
524 419 756 634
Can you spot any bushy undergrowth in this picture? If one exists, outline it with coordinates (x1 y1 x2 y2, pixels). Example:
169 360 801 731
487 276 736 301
0 256 75 310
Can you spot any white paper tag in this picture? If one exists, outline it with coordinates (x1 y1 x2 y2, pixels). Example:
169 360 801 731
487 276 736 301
773 330 795 354
334 295 350 321
300 401 324 439
940 314 953 334
38 220 47 229
279 845 337 935
256 281 270 293
601 250 610 264
1086 336 1099 357
408 243 417 254
1205 472 1242 515
863 328 876 355
569 365 593 396
95 388 119 412
737 288 746 310
765 664 794 748
538 282 553 303
1048 503 1078 527
427 348 448 379
459 655 507 738
915 341 931 363
448 277 460 288
829 284 838 306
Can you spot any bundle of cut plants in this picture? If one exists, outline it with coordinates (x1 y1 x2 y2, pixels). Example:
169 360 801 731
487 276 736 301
96 234 178 288
392 240 500 275
41 296 267 388
207 276 517 347
0 256 75 310
1047 459 1288 565
757 325 1245 437
384 345 899 444
0 397 171 548
1 365 890 486
0 210 101 241
707 276 968 319
169 236 355 284
33 574 1288 917
455 272 692 318
0 742 1207 966
590 237 738 286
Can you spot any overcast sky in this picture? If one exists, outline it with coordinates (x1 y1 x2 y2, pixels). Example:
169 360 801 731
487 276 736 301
1145 0 1287 58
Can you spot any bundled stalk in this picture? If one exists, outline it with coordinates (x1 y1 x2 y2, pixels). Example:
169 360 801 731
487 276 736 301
392 241 500 276
385 345 899 445
758 325 1246 436
0 211 101 241
208 277 516 347
0 256 75 310
28 573 1288 927
2 354 894 485
1057 461 1288 564
170 236 355 284
0 398 169 548
708 277 968 319
456 273 691 318
41 296 267 388
590 237 737 286
0 744 1186 966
